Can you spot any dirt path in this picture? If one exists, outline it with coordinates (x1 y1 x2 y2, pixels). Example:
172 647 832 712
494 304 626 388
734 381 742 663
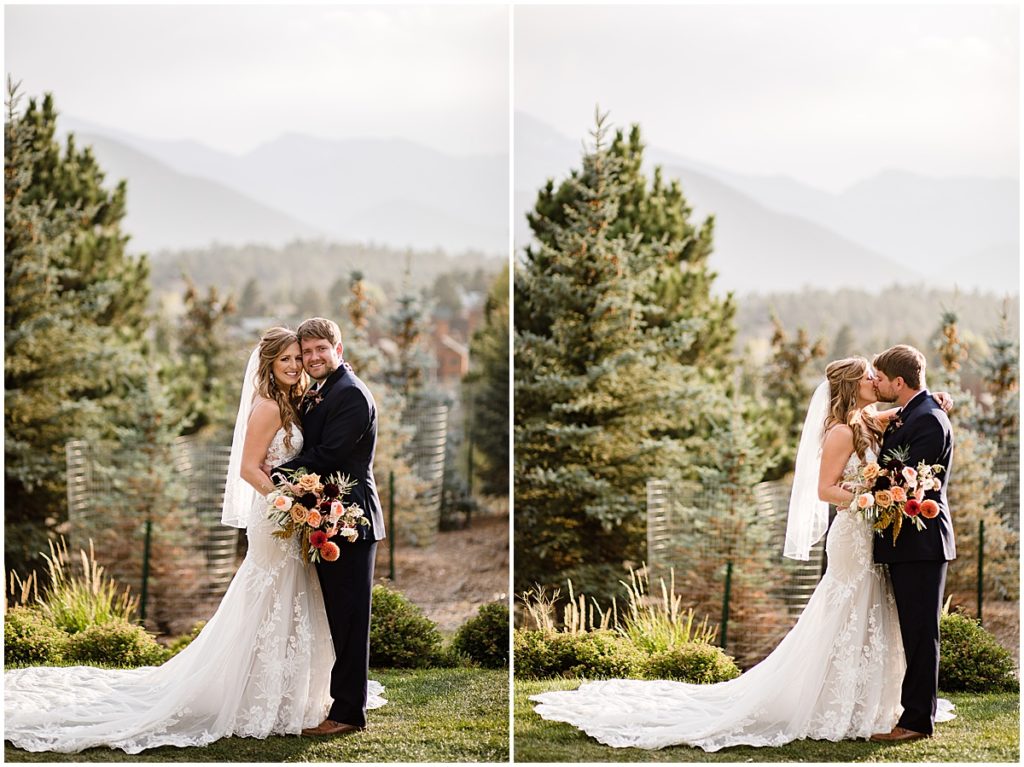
374 507 509 633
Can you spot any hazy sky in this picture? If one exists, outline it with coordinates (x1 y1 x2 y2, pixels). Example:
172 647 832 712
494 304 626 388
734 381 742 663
516 4 1019 192
5 4 509 156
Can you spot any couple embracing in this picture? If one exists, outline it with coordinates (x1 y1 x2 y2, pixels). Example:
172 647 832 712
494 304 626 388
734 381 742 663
6 318 386 753
533 344 958 751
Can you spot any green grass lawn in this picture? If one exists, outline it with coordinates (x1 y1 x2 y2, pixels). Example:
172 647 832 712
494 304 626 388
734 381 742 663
5 668 509 763
515 679 1019 762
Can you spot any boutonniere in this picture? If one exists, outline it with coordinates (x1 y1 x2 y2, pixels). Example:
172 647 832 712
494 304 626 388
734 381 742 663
884 413 903 435
301 387 325 414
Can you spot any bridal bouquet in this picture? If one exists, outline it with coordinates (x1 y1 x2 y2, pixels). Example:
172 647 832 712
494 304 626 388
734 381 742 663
844 446 945 543
266 469 369 563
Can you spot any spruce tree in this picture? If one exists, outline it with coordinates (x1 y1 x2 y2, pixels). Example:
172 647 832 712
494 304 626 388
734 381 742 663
5 84 152 573
465 264 509 496
515 113 725 598
523 120 736 372
933 311 1017 602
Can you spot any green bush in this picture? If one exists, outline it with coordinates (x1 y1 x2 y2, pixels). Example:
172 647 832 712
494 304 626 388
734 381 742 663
65 620 168 668
4 607 67 665
641 643 741 684
369 584 444 668
453 601 508 668
939 611 1018 692
164 621 206 659
514 629 642 680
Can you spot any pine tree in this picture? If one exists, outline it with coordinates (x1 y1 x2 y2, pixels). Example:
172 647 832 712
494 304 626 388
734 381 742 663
163 277 237 438
5 83 153 574
523 120 736 372
933 311 1018 602
237 277 265 317
465 264 509 496
386 262 430 398
515 112 727 598
759 315 827 481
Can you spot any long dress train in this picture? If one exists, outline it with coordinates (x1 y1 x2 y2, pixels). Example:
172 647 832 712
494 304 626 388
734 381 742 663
4 428 385 754
530 454 953 751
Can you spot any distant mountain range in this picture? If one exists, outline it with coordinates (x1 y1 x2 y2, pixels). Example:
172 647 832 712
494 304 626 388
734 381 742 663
59 116 509 256
516 112 1019 294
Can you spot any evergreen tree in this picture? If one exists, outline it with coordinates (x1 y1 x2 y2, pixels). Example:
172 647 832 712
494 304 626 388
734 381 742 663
759 315 827 481
515 113 727 598
237 277 265 317
386 262 431 398
523 119 736 372
5 84 152 573
163 277 237 438
933 311 1018 602
465 264 509 496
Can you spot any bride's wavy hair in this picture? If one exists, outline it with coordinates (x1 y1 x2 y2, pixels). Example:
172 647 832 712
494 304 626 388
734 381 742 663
255 327 307 450
824 356 885 460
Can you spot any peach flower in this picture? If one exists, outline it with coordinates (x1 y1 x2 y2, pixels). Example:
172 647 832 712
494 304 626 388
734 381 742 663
306 510 322 528
297 473 321 492
272 495 292 512
891 486 908 504
862 462 880 482
874 489 894 509
290 505 309 524
856 493 874 510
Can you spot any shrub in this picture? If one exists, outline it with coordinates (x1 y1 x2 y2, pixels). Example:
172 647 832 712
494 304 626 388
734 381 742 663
939 611 1018 692
164 621 206 659
65 620 168 667
641 643 741 684
514 629 642 679
369 584 444 668
453 601 509 668
4 607 67 665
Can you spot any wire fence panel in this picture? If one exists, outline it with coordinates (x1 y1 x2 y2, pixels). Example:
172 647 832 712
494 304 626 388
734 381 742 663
403 400 449 547
646 477 824 669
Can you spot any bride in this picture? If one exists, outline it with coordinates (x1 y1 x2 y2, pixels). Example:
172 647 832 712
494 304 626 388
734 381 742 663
5 327 385 754
530 356 954 751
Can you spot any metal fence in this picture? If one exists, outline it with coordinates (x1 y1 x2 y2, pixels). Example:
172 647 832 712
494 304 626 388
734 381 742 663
647 477 825 669
402 400 449 546
66 436 236 636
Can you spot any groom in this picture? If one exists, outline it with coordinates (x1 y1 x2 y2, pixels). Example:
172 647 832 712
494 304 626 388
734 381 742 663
274 317 386 736
869 344 956 743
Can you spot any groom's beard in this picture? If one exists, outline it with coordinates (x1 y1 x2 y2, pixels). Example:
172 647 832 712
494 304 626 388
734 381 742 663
307 361 339 382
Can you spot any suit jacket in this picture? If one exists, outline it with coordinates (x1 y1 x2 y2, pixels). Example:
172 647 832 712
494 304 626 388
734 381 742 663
277 363 386 542
872 390 955 563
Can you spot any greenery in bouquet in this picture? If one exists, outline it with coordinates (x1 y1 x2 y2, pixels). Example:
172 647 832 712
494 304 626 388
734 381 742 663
266 469 368 563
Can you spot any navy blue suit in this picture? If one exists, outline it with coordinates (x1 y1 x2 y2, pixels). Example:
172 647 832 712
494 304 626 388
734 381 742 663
873 389 956 735
277 362 385 727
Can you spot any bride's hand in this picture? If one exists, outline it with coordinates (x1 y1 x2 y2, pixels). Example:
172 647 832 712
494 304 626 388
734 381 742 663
934 391 954 413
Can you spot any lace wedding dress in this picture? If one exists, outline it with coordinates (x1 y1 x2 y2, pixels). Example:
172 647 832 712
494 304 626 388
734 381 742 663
531 451 954 751
5 428 385 754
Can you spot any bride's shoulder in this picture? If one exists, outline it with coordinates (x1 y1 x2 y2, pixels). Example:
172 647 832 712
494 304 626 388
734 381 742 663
248 397 283 427
822 423 854 452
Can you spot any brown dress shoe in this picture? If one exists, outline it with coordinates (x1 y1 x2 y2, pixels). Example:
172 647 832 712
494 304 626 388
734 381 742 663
301 719 365 736
870 726 930 743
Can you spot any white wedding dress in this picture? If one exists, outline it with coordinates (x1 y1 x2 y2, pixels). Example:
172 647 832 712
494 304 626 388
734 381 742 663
4 428 385 754
531 451 954 751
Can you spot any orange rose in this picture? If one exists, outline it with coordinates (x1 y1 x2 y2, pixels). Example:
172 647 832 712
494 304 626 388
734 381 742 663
920 499 940 519
891 486 908 504
321 542 341 561
856 493 874 510
874 489 894 509
306 510 322 527
297 473 321 492
290 505 309 524
862 462 880 482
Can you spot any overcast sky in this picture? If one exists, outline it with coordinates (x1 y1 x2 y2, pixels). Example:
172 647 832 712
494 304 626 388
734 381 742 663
5 4 509 156
516 4 1019 192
